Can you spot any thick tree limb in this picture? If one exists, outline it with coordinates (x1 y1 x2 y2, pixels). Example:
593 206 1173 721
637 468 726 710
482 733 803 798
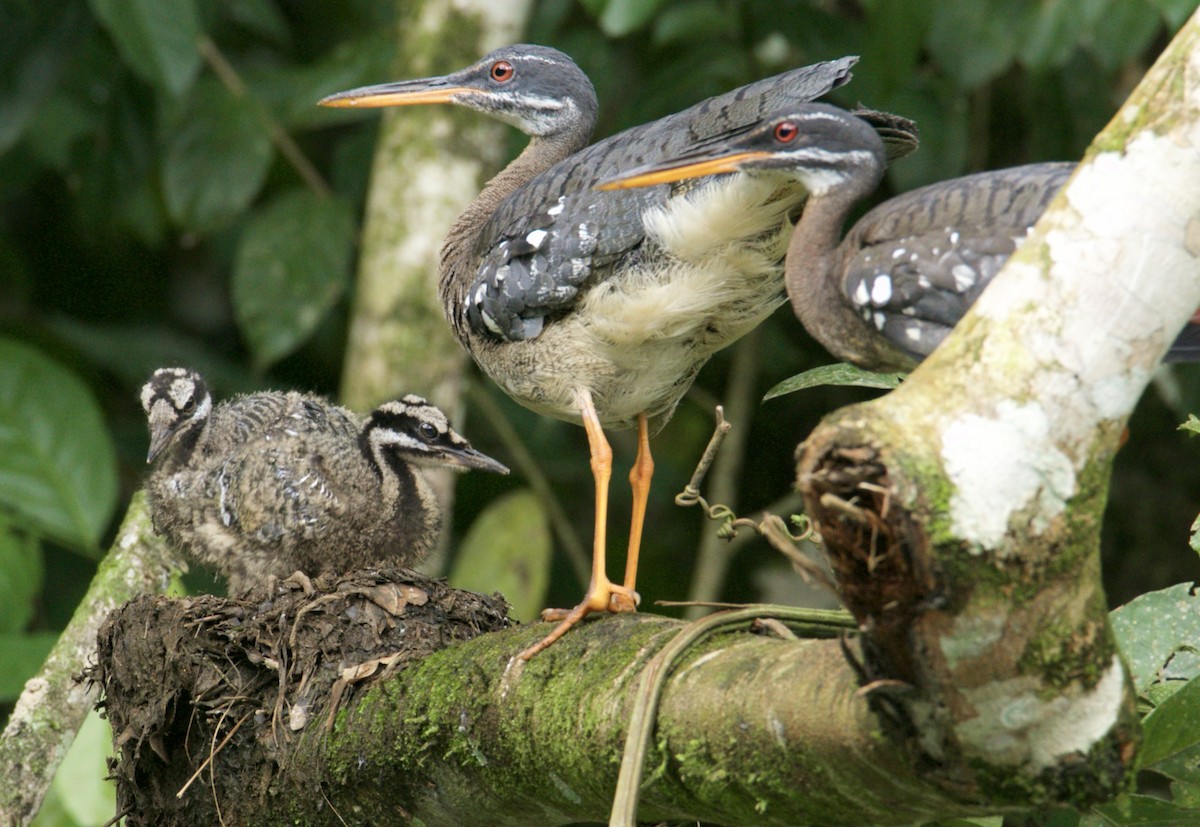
97 577 996 826
0 493 182 826
796 8 1200 804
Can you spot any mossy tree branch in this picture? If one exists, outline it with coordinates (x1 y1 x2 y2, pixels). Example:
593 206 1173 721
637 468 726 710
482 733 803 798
99 586 994 826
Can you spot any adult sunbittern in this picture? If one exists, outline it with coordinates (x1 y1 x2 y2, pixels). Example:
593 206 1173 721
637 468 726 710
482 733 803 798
601 103 1200 369
320 47 918 658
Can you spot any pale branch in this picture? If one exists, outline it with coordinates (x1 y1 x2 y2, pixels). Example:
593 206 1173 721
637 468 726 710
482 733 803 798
338 0 532 574
0 493 183 826
795 7 1200 804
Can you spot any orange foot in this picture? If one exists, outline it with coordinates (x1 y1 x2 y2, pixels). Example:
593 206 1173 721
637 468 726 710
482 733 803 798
516 578 640 662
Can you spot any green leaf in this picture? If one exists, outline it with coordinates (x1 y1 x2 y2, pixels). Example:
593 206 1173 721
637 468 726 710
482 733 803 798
0 632 57 702
1087 0 1163 71
34 709 116 826
0 338 118 552
449 489 551 623
1018 0 1108 72
651 1 732 47
1146 0 1200 28
1155 741 1200 787
764 363 905 400
0 523 43 633
161 78 273 233
926 0 1023 89
220 0 291 46
45 318 256 394
598 0 671 36
250 30 395 131
862 0 933 97
1181 414 1200 437
1170 778 1200 808
88 0 201 96
1141 675 1200 768
22 92 98 173
1111 583 1200 693
1091 793 1200 825
232 189 354 370
0 5 76 153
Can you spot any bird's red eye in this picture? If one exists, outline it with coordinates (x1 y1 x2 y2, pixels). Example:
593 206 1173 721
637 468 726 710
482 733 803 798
774 121 799 143
490 60 514 82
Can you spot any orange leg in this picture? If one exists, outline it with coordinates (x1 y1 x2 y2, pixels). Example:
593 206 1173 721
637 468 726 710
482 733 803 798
517 391 638 661
619 412 653 608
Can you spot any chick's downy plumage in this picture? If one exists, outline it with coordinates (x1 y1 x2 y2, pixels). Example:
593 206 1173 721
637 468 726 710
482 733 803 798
141 369 507 595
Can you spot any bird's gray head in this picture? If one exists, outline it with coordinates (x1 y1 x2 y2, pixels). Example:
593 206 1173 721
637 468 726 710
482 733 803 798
140 367 212 463
318 44 598 141
361 395 510 476
598 102 886 197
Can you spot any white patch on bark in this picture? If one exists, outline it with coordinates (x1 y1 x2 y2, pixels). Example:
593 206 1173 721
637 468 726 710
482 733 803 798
942 401 1076 551
956 655 1126 769
939 614 1005 669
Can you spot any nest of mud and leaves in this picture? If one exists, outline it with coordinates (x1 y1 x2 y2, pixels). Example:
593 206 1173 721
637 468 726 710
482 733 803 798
91 567 512 825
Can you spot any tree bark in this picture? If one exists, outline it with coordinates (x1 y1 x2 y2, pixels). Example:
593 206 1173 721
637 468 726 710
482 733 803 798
98 580 993 826
95 9 1200 827
796 10 1200 804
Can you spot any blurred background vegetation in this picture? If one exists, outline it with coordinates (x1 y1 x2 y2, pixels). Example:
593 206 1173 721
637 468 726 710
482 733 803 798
3 0 1200 822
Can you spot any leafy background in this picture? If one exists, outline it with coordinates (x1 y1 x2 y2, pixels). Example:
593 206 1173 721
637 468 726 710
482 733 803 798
3 0 1200 823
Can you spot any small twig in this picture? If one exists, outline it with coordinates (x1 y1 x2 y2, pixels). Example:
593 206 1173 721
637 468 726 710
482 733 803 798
675 402 831 598
760 515 838 594
197 37 333 198
101 804 134 827
675 406 732 509
753 617 800 640
856 678 913 699
175 709 253 800
655 599 760 609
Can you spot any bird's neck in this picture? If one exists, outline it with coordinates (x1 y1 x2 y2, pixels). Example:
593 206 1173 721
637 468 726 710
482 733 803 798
363 437 442 556
788 192 911 371
363 435 415 511
157 419 205 472
439 132 585 329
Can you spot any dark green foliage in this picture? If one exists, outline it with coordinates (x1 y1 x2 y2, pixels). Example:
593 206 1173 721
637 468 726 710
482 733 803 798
2 2 1200 822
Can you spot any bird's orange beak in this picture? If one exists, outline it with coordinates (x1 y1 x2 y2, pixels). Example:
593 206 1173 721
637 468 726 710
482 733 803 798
318 82 474 108
597 150 773 190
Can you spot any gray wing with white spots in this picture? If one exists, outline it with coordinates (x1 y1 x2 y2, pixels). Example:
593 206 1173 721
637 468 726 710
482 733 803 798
465 57 867 341
843 162 1074 358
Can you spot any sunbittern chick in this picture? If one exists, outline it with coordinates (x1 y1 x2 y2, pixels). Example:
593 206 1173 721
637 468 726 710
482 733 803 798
142 370 508 595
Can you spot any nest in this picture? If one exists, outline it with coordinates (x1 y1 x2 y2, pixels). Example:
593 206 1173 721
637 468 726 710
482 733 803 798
90 568 512 825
